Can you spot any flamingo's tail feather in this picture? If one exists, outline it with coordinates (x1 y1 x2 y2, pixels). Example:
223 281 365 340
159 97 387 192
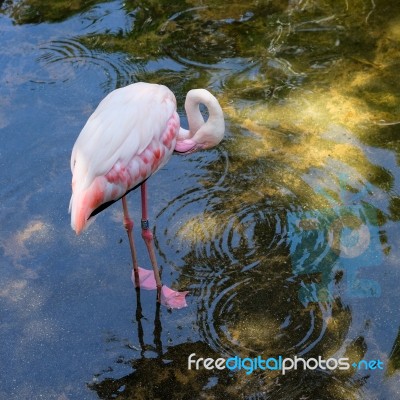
69 179 104 234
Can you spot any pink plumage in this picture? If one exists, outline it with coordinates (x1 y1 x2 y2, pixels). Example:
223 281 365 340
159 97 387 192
69 83 180 234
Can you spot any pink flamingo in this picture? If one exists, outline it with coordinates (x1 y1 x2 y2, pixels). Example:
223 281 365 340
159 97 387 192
69 82 224 308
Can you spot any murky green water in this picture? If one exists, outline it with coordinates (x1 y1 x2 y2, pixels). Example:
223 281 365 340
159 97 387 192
1 0 400 399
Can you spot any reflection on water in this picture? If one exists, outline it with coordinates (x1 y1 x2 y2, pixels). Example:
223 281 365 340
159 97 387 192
1 0 400 399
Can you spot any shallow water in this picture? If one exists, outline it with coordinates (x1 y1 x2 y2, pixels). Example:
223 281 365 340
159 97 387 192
1 0 400 399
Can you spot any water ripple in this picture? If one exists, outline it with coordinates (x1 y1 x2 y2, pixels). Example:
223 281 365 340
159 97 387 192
37 37 138 89
155 123 379 360
195 267 336 357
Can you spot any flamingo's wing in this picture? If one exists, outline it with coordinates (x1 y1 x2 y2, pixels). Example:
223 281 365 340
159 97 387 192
70 82 179 234
71 82 176 192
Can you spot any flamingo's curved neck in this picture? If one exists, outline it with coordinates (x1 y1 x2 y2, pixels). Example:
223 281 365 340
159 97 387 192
175 89 224 153
185 95 206 135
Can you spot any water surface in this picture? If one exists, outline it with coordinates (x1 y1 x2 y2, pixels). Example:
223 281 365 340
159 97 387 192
1 0 400 399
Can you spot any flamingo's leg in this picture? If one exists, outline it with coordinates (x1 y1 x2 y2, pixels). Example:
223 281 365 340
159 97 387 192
122 196 140 287
140 182 162 300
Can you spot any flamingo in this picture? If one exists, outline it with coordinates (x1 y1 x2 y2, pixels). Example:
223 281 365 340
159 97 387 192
69 82 225 309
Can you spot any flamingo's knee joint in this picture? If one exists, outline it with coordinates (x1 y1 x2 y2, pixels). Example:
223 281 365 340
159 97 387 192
124 218 134 232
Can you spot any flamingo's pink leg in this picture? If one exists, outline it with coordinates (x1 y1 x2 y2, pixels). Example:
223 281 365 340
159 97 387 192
140 182 162 300
122 196 140 287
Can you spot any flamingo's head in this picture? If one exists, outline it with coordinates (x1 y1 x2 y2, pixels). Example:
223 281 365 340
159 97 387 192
174 89 225 155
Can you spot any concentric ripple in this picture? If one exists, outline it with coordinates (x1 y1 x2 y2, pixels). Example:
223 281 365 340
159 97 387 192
37 37 139 89
154 142 300 355
154 115 384 359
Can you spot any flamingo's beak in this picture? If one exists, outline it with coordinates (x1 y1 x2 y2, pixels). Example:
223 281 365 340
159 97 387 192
174 139 203 155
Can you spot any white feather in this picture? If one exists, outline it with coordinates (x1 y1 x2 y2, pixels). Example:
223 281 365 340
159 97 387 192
71 82 176 193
